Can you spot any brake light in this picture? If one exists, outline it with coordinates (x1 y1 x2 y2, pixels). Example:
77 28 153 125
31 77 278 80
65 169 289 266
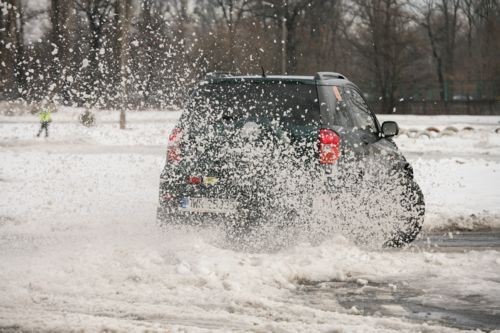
318 128 341 164
186 176 202 185
167 127 182 163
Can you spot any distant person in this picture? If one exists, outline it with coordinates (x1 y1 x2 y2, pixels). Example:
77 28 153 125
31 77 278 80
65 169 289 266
36 104 52 138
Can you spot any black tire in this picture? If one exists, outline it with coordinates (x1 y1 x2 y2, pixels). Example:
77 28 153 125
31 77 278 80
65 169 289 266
385 180 425 247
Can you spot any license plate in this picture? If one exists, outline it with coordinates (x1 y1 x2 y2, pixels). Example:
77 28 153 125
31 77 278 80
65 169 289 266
180 197 238 214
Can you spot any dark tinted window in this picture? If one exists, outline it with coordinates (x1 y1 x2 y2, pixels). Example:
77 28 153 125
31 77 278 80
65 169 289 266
330 86 354 127
186 81 320 130
344 86 377 132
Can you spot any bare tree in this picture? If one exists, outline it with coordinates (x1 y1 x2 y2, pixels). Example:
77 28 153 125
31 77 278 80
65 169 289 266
50 0 75 99
0 0 26 98
115 0 132 129
417 0 460 101
347 0 420 111
298 0 344 74
1 0 498 110
75 0 115 103
471 0 500 82
253 0 311 73
461 0 475 62
196 0 255 70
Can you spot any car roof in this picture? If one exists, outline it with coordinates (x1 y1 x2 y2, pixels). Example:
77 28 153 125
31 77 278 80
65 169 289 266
201 73 351 86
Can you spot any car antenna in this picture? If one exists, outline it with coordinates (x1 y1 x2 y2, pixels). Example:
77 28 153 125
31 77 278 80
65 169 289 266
261 66 267 78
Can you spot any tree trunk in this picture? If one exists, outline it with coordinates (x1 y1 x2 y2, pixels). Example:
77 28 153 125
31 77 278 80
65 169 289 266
13 0 26 98
0 0 18 97
281 15 287 74
50 0 72 99
116 0 131 129
285 16 298 73
423 4 447 101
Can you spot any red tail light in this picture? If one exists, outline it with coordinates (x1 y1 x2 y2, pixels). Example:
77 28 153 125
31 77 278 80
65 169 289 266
186 176 202 185
318 128 341 164
167 127 182 163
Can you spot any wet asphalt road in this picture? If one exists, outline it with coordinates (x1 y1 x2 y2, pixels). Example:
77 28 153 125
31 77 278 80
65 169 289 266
414 229 500 252
295 230 500 332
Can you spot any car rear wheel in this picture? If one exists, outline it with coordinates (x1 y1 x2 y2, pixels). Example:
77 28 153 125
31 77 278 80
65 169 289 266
384 180 425 247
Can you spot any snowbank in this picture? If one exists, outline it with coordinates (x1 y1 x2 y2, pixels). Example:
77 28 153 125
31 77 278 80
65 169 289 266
1 112 500 331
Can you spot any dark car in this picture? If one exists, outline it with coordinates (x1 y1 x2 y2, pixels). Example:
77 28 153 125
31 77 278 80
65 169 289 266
157 72 424 247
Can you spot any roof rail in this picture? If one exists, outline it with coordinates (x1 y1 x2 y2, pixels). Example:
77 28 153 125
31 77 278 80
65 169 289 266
204 71 238 79
314 72 347 80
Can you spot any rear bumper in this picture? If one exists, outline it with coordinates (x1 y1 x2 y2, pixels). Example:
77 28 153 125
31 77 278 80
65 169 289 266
155 161 416 227
156 176 317 227
156 205 249 227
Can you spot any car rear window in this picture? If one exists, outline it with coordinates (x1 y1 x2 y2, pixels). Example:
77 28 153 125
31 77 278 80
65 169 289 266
185 80 320 130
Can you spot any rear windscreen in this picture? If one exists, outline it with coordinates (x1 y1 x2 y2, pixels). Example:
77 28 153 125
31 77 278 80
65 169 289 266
185 81 320 130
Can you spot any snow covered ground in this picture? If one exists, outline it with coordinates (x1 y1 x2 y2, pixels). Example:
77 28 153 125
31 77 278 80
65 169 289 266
1 108 500 332
378 114 500 230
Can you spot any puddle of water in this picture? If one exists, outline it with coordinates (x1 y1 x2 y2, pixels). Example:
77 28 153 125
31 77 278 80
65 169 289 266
290 231 500 331
413 229 500 252
294 279 500 331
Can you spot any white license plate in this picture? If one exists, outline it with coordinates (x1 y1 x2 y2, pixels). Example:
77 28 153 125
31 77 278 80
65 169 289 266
179 197 238 214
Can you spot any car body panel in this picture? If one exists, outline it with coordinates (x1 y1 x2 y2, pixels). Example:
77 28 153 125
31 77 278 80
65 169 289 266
158 73 424 245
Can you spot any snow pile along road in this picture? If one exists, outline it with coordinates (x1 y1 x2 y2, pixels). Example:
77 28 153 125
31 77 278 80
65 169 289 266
1 109 500 331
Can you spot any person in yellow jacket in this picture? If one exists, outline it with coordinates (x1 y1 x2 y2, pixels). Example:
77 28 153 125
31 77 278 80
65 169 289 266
36 106 52 137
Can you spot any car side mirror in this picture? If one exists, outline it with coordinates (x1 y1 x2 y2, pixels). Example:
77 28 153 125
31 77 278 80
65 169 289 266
381 121 399 137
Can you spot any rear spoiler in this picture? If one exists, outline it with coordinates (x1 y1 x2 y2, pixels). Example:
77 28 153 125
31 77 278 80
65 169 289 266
315 72 347 81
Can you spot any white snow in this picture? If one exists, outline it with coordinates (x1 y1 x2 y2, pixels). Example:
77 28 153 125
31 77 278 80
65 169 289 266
2 108 498 230
379 114 500 230
1 108 499 331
